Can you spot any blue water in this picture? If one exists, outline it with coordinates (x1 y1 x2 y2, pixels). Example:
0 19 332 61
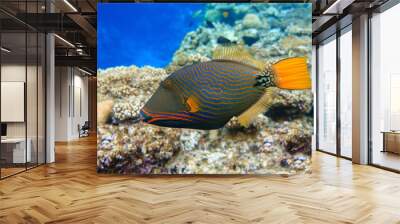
98 3 205 69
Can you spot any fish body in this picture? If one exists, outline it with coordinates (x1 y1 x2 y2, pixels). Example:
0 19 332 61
141 60 264 130
140 46 311 130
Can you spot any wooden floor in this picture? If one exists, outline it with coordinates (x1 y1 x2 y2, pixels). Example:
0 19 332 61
1 136 400 224
1 163 43 178
1 167 26 178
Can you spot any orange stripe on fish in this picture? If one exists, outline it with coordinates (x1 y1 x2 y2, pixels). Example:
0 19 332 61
147 116 192 124
142 107 191 118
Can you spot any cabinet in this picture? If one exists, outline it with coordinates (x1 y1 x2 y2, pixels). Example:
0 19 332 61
382 132 400 154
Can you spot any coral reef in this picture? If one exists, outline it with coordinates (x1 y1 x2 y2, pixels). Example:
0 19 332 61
97 66 312 175
167 3 312 72
97 3 313 175
242 13 262 29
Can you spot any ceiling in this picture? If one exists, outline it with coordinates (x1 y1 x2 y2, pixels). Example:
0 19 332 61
0 0 396 72
0 0 97 74
312 0 390 43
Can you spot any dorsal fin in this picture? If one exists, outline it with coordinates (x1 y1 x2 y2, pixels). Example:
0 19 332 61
212 45 265 71
237 88 274 127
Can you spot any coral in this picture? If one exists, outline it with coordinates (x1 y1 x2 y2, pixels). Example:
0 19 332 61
97 124 181 174
242 28 260 46
286 23 312 35
169 3 312 67
97 3 313 175
280 36 306 49
166 52 211 73
205 9 221 23
282 128 312 155
242 13 262 29
265 88 313 119
97 66 313 175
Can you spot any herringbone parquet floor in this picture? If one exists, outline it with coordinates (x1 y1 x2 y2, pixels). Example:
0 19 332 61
1 135 400 224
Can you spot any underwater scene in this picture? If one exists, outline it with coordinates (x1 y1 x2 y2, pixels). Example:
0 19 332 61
97 3 313 175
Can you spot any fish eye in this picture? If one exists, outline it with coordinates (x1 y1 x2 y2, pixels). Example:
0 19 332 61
182 96 191 111
161 79 173 89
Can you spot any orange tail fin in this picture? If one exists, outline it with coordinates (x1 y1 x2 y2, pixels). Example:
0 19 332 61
272 57 311 90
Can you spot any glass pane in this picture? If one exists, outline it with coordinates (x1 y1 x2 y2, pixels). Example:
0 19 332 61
38 33 45 165
27 31 38 169
0 1 46 178
318 37 337 154
340 29 352 158
1 31 27 177
312 46 317 151
371 5 400 171
25 0 38 169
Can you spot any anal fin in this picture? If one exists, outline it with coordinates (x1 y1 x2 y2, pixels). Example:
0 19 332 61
237 88 274 127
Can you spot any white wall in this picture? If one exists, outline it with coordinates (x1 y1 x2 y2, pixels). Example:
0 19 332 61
1 64 26 81
1 65 40 138
72 73 89 138
1 82 25 122
55 67 89 141
1 65 26 139
55 67 69 141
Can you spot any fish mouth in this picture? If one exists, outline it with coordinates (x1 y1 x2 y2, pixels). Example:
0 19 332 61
140 107 193 124
139 108 154 123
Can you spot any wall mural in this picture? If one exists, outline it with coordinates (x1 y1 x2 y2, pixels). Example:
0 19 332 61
97 3 313 175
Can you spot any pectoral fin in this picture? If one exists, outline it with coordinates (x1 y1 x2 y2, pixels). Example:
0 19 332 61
186 95 200 113
237 88 274 127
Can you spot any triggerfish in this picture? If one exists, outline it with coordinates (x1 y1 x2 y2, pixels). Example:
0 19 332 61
140 46 311 130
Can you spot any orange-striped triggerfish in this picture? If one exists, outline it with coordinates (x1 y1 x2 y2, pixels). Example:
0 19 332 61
140 46 311 130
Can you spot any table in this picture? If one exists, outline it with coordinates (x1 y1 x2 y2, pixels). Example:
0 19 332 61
381 131 400 154
1 138 31 163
